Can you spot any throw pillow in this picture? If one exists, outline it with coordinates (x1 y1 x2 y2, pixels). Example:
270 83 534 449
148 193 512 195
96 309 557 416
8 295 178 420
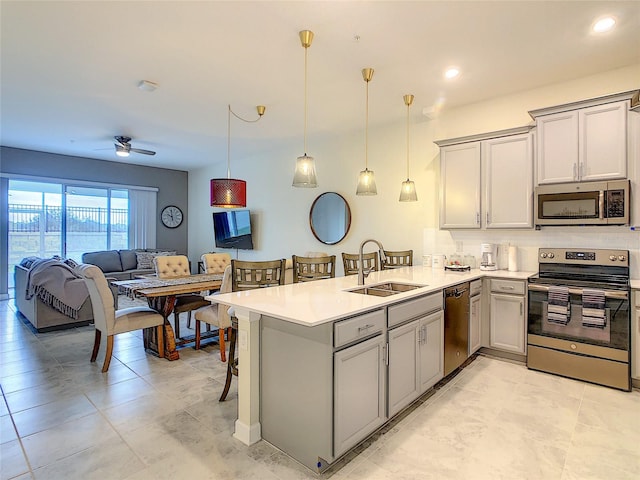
135 251 177 270
119 250 138 271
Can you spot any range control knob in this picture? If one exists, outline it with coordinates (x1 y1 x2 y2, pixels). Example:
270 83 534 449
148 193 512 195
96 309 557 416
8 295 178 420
548 253 554 259
610 255 617 261
618 255 626 262
540 252 547 258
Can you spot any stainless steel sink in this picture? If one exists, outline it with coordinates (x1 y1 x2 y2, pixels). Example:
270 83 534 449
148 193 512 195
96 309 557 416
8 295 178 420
347 282 426 296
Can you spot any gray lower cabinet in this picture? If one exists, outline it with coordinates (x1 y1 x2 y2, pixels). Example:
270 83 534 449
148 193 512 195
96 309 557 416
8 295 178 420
260 294 444 472
489 279 526 354
419 310 445 391
388 292 444 417
260 309 386 472
334 333 387 457
388 319 420 417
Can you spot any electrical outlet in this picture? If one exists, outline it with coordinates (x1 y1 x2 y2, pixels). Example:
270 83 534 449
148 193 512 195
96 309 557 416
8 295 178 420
239 330 248 350
456 241 463 253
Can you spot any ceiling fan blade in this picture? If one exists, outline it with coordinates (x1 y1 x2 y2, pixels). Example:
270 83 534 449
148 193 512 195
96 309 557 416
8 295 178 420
130 147 156 156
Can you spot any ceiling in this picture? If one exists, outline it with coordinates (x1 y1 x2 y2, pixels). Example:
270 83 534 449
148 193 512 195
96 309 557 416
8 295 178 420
1 1 639 171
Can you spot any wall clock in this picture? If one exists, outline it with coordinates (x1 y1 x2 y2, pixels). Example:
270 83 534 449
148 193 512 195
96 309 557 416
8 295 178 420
161 205 183 228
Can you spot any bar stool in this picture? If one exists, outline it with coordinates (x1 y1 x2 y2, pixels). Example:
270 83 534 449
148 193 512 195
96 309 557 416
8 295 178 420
220 258 286 401
382 250 413 269
341 252 379 276
292 254 336 282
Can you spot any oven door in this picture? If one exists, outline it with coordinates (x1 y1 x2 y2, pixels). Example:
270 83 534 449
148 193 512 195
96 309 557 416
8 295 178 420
527 283 629 350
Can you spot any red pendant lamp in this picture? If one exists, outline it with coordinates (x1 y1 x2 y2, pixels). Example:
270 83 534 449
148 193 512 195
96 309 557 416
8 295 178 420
210 104 266 208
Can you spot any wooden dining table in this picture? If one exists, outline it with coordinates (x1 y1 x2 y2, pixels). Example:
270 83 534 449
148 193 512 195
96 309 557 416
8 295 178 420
112 273 223 360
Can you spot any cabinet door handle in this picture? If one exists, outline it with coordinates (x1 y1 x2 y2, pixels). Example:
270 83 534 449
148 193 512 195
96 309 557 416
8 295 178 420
486 212 490 225
573 163 578 180
476 212 480 225
500 286 515 290
520 302 523 316
385 342 389 366
580 162 584 178
423 325 427 344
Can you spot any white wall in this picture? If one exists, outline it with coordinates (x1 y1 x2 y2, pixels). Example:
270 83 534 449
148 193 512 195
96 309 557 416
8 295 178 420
188 64 640 277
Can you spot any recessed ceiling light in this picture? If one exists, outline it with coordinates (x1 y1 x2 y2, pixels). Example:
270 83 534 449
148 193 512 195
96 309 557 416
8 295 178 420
444 67 460 79
593 16 616 33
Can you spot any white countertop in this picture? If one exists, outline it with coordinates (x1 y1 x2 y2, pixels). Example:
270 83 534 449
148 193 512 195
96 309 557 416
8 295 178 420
206 266 535 327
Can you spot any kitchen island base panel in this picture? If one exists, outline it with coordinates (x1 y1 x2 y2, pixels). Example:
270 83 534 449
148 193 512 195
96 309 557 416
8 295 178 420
261 316 334 471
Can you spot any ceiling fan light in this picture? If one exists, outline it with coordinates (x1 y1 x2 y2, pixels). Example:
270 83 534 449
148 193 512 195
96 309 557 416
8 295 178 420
356 168 377 196
292 154 318 187
399 179 418 202
115 144 130 157
210 178 246 208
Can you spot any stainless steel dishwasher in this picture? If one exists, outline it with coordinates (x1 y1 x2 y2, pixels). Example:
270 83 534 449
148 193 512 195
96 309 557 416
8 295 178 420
444 282 470 376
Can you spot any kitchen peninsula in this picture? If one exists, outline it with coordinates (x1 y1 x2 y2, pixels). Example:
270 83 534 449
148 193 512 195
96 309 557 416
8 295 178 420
206 265 533 472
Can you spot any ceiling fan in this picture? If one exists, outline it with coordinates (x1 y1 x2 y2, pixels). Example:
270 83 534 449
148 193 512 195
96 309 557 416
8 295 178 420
114 136 156 157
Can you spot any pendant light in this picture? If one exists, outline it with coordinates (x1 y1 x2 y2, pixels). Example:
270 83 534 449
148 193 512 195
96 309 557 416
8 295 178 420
399 94 418 202
210 104 266 208
356 68 377 195
292 30 318 188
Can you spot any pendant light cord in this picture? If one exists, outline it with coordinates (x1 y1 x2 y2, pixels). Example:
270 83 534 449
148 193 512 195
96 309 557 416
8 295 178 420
303 43 308 155
365 79 369 169
406 102 410 179
226 104 265 179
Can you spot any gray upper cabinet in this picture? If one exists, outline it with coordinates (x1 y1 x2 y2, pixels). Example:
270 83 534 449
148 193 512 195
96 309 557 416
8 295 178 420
528 91 639 185
439 142 481 229
437 127 533 230
535 101 628 184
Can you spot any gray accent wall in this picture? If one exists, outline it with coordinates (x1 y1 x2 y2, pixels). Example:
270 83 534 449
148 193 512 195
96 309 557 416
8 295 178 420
0 146 189 296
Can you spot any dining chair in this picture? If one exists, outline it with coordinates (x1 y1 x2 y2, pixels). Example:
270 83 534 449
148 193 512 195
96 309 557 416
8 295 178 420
292 254 336 282
153 255 210 339
220 258 286 401
342 252 379 276
189 253 232 329
382 250 414 269
192 264 232 361
76 264 165 372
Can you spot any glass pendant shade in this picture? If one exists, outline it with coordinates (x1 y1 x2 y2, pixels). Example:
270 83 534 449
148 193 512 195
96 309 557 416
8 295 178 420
292 154 318 187
210 178 246 208
293 30 318 188
399 179 417 202
399 93 418 202
357 68 376 196
356 168 377 195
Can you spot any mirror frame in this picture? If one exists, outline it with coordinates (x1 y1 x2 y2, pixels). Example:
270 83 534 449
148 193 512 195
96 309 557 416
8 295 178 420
309 192 352 245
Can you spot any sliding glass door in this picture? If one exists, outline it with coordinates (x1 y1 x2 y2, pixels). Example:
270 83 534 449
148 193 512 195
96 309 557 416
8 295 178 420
8 180 130 290
63 186 129 261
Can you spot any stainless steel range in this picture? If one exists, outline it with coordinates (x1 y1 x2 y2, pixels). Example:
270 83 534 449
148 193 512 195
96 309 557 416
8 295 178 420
527 248 631 391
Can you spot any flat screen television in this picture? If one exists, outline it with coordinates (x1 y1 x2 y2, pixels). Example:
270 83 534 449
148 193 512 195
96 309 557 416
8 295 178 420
213 209 254 250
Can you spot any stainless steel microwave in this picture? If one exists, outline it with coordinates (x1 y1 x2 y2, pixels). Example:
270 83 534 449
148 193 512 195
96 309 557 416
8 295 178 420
534 180 630 226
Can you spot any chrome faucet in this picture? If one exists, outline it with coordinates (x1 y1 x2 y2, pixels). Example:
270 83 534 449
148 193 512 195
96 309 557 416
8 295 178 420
358 239 386 285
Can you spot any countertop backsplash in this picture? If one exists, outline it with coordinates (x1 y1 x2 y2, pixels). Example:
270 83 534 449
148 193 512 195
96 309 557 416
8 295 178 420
423 226 640 280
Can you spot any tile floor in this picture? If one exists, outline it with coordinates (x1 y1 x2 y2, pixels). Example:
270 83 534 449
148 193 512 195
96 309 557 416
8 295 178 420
1 297 640 480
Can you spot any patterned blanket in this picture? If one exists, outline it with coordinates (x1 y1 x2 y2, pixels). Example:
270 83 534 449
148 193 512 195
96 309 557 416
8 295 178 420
25 259 89 319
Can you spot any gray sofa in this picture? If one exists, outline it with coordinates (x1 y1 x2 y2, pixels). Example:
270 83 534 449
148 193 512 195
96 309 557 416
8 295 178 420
14 261 101 332
81 249 175 280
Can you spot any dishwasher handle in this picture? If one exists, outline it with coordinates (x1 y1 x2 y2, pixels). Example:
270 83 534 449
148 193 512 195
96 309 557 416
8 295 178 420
445 287 468 298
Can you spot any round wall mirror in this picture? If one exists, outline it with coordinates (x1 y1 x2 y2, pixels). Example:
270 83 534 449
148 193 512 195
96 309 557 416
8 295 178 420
309 192 352 245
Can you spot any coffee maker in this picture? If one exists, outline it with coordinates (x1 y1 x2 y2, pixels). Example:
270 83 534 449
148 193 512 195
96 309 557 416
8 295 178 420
480 243 498 271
